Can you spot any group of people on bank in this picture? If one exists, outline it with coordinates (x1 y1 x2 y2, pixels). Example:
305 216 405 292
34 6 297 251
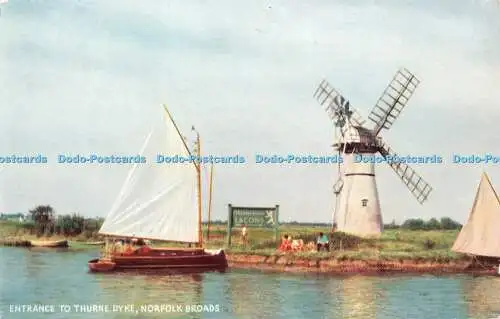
240 223 335 253
279 232 330 252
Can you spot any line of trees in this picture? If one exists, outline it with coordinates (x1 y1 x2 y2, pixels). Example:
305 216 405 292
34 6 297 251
205 217 462 230
392 217 462 230
18 206 461 237
25 205 104 238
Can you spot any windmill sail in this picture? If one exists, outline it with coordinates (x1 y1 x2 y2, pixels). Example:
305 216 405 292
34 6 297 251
313 80 367 127
368 68 420 136
99 109 199 243
377 140 432 204
452 173 500 258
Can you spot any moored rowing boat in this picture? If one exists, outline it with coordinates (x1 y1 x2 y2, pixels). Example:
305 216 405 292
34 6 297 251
85 241 105 246
30 240 68 248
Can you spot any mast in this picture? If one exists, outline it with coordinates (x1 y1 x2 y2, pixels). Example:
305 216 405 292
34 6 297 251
194 129 203 247
162 105 197 166
162 104 202 246
207 163 214 241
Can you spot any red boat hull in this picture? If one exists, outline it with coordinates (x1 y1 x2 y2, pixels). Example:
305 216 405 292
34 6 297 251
88 248 227 273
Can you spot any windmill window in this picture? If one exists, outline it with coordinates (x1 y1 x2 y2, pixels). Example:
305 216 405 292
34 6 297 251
361 199 368 207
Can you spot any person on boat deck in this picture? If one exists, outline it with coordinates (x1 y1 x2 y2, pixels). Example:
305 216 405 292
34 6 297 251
123 239 135 255
112 239 123 253
279 234 292 251
241 224 248 245
135 238 152 254
316 232 329 252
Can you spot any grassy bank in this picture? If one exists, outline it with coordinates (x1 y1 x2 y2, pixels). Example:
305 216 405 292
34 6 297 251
204 225 467 263
0 220 103 251
1 221 468 263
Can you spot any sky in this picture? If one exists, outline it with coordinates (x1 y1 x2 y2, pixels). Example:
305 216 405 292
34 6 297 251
0 0 499 223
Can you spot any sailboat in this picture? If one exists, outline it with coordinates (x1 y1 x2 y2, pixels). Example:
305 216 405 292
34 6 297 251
452 172 500 269
88 105 227 272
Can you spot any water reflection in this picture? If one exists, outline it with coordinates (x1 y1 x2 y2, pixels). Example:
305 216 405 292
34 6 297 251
23 250 48 278
228 270 281 319
278 273 343 318
95 273 203 303
7 247 500 319
340 275 377 319
463 276 500 319
94 272 203 319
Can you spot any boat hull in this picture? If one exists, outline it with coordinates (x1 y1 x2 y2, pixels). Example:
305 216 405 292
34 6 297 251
88 248 228 273
30 240 69 248
85 241 105 246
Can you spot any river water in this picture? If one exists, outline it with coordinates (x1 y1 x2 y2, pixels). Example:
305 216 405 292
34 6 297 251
1 247 500 319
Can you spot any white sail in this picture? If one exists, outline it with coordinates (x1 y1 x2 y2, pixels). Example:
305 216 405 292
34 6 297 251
452 173 500 257
99 108 199 243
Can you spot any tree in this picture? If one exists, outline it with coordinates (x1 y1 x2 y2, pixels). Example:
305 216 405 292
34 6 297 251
401 218 425 230
384 219 399 229
54 213 86 236
425 218 441 230
440 217 462 230
29 205 55 235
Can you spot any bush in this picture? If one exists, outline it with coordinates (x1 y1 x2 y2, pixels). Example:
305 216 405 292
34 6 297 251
401 218 426 230
423 239 436 250
384 220 399 229
401 217 462 231
440 217 462 230
425 218 441 230
251 239 278 249
24 205 105 238
54 214 85 236
330 232 365 250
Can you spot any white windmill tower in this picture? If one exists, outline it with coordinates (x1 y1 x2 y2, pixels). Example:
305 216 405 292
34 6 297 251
313 68 433 237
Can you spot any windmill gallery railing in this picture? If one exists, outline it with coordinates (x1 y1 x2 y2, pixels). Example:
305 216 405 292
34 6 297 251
226 204 280 247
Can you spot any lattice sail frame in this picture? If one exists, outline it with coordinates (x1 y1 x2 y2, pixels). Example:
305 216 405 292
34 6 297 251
377 139 432 204
368 68 421 136
313 79 367 128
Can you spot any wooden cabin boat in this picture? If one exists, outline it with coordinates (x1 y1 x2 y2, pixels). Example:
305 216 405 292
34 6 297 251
88 105 227 273
88 248 227 272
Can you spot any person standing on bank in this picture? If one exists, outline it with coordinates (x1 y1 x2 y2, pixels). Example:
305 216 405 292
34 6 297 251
316 232 329 252
241 224 248 245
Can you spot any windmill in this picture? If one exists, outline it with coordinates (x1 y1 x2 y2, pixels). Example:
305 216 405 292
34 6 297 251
313 68 433 237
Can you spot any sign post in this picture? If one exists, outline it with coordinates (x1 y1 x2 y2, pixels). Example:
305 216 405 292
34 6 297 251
226 204 280 247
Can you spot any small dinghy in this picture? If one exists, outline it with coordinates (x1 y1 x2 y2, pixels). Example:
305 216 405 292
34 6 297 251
85 241 105 246
30 240 69 248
